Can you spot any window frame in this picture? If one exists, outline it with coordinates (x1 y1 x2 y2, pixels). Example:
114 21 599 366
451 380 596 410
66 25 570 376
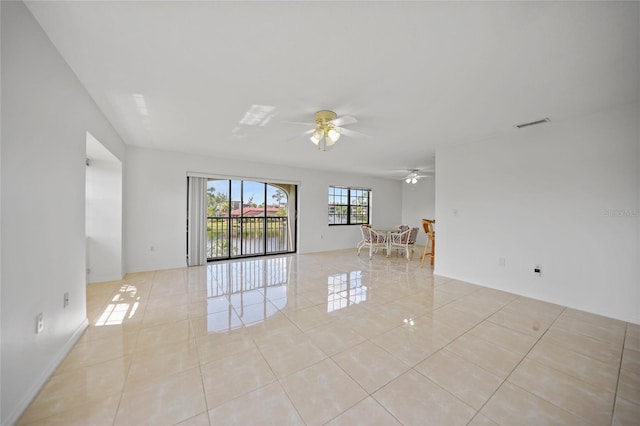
328 186 371 226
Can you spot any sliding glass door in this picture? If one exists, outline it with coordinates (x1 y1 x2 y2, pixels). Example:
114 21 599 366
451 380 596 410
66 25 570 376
205 179 296 260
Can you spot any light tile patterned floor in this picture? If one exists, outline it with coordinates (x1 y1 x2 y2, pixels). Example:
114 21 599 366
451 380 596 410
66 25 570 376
18 249 640 425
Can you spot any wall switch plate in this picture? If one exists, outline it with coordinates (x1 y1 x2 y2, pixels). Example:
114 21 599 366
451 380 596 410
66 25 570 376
36 313 44 334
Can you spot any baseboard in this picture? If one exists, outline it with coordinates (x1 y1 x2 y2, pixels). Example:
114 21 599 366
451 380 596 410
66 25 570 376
4 318 89 426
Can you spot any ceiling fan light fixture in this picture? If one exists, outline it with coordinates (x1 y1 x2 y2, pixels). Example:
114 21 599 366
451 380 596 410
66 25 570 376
303 110 362 151
404 171 420 184
327 127 341 143
310 110 340 150
310 129 323 144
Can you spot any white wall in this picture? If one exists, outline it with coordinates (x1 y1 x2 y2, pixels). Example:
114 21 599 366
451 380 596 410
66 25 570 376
401 177 436 246
435 104 640 324
86 133 124 283
0 3 4 423
125 146 403 273
0 2 126 424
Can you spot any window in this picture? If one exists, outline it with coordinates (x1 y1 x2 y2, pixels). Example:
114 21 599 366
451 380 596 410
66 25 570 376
328 186 370 225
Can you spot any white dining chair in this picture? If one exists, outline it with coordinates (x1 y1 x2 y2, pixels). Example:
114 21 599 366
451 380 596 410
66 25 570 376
357 225 388 259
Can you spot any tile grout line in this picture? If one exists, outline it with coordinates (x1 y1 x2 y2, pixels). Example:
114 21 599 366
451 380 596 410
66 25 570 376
186 268 215 426
110 271 156 426
251 327 309 425
609 322 628 426
515 314 626 395
475 304 625 425
404 297 525 426
329 277 482 425
191 320 213 426
463 304 568 426
204 257 315 424
251 265 437 425
325 333 405 426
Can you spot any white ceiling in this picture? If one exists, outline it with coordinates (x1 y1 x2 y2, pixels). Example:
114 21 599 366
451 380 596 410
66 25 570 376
25 1 639 179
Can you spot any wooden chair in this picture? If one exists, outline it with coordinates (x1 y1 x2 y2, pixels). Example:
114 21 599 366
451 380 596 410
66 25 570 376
420 219 435 267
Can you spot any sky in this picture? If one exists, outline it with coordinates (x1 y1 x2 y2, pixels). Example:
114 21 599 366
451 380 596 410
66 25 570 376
207 179 284 205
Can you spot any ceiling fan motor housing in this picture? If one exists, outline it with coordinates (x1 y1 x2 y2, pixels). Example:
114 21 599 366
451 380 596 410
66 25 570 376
314 110 338 124
312 110 341 147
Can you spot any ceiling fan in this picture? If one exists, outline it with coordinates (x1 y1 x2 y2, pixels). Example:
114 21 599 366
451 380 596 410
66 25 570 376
402 169 432 184
291 110 368 151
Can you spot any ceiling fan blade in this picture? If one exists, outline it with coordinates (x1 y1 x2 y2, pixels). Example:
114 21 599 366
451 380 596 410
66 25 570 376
331 115 358 127
339 127 369 138
284 128 315 143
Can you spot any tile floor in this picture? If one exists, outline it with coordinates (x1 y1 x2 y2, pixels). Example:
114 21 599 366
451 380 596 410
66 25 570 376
18 249 640 425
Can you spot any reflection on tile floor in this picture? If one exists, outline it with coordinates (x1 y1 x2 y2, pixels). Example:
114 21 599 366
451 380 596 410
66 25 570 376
18 249 640 425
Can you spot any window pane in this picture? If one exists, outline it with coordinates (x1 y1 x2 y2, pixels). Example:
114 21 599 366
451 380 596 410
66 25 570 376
267 185 287 217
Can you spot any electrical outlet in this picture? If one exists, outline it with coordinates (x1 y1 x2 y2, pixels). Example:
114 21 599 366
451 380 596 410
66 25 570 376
534 264 542 277
64 292 69 308
36 313 44 334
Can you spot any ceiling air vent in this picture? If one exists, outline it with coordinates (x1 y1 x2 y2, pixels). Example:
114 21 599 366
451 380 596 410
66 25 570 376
515 117 550 129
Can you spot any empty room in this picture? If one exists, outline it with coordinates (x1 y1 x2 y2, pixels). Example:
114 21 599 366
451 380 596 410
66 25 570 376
1 1 639 425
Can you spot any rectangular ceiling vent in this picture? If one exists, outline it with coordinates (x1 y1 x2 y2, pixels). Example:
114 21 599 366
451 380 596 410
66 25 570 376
515 117 550 129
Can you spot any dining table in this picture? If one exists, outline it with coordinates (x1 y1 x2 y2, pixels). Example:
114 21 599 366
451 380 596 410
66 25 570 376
373 227 402 257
